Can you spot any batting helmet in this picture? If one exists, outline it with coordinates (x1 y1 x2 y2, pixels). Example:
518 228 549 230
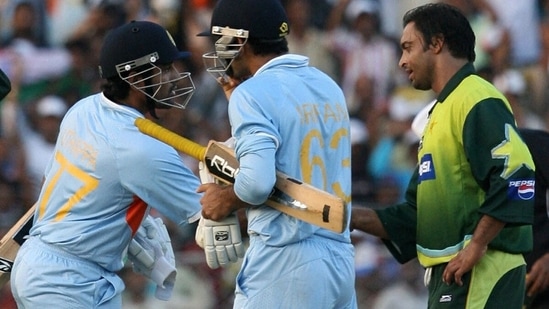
99 20 195 109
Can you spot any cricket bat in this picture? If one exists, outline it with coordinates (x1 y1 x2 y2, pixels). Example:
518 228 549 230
134 118 347 233
0 205 34 287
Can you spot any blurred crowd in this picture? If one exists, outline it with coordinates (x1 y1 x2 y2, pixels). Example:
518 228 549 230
0 0 548 308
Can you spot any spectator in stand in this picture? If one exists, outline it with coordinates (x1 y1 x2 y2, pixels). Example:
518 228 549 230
473 0 541 69
19 95 67 202
366 86 428 203
169 1 233 147
45 0 89 47
0 1 71 105
0 0 48 48
325 0 401 115
493 70 547 130
473 0 547 117
65 2 126 85
284 0 340 82
349 117 373 205
56 37 100 105
441 0 509 72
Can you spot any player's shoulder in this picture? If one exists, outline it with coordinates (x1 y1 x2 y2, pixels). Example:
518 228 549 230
62 93 101 118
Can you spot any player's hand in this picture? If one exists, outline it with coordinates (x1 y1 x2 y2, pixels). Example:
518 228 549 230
198 183 240 220
195 214 245 269
526 253 549 297
217 76 240 100
442 241 486 286
128 215 176 300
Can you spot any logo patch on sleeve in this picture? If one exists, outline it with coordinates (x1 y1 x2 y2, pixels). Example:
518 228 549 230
508 179 535 200
418 153 435 183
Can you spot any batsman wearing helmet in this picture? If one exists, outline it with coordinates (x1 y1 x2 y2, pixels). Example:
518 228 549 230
10 21 202 308
197 0 357 308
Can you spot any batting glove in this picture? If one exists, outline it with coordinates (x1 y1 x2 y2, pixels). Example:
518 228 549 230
128 215 176 300
196 137 245 269
195 214 245 269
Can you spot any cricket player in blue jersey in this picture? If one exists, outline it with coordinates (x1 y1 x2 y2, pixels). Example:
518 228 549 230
10 21 203 308
195 0 356 308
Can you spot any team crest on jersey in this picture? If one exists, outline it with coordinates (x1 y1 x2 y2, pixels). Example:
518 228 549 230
418 153 435 183
508 179 535 200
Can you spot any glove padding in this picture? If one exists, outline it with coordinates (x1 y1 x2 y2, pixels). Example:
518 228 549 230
195 214 245 269
128 215 176 300
196 137 245 269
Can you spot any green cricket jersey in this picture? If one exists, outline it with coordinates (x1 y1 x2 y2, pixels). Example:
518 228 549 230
377 63 535 267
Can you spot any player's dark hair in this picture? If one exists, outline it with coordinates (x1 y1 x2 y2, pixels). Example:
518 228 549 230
247 37 289 57
403 3 475 62
101 62 159 102
101 66 160 118
101 76 130 102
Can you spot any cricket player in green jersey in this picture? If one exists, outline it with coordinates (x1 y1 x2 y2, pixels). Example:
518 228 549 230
351 3 535 308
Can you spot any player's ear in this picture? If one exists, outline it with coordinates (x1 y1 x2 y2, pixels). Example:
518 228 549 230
429 34 444 54
239 38 251 56
125 71 139 83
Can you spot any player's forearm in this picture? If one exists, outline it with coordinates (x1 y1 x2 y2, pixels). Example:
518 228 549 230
350 207 389 239
198 183 249 221
234 138 277 205
471 214 505 249
226 184 252 211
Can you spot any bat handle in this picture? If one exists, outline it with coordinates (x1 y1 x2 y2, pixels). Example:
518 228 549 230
134 118 206 161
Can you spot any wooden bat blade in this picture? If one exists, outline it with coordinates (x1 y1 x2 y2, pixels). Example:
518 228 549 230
271 172 347 233
134 118 347 233
0 206 34 288
205 142 347 233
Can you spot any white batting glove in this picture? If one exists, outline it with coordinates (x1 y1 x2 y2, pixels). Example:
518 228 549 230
196 137 244 269
195 214 245 269
128 215 176 300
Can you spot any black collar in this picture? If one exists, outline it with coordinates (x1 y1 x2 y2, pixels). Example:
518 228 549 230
436 62 476 103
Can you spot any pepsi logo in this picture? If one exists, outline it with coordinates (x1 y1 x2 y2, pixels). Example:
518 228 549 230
517 183 535 200
508 180 535 201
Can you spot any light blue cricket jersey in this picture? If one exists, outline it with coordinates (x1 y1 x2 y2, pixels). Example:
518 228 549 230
229 54 352 245
30 93 201 272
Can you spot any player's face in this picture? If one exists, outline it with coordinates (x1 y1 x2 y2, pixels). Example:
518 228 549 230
132 63 195 109
227 47 251 82
202 35 250 83
157 64 193 105
399 22 433 91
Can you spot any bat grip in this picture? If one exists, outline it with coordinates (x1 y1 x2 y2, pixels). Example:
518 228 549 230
134 118 206 161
